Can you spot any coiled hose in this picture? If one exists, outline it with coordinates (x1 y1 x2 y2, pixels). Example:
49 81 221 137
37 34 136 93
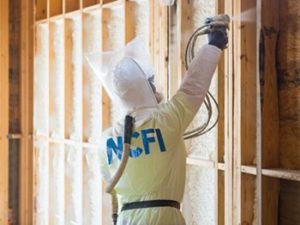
183 24 220 139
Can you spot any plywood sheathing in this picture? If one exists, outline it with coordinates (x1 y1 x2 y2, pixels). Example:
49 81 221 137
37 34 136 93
277 0 300 170
279 180 300 225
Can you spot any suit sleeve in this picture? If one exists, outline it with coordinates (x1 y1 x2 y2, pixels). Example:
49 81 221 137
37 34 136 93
158 44 222 139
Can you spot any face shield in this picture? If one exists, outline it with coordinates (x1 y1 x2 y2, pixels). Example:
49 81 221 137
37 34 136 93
85 37 158 115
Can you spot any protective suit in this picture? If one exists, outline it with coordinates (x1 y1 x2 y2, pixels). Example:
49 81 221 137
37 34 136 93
86 37 222 225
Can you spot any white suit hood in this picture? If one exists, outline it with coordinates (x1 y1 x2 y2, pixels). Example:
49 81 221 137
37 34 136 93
85 37 158 123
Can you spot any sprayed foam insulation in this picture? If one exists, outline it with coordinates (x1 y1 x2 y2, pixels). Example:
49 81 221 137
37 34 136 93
182 1 216 224
82 10 102 225
49 20 65 138
185 0 217 160
48 20 66 225
106 2 150 125
34 23 50 225
83 147 101 225
34 24 49 135
70 17 83 140
64 17 83 225
65 145 83 225
134 0 150 51
35 140 49 225
105 6 126 124
83 11 102 142
182 166 216 225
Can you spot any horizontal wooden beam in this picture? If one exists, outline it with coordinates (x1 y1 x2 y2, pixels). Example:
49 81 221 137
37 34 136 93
241 165 257 176
262 169 300 182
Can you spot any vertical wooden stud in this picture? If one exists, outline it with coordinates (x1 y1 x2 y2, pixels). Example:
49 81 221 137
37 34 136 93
216 1 225 224
0 0 9 223
20 0 34 223
224 1 233 224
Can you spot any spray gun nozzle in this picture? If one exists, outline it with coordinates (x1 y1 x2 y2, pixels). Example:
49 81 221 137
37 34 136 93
205 14 230 32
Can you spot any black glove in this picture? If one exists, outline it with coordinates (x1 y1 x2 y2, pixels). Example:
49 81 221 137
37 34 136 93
208 27 228 50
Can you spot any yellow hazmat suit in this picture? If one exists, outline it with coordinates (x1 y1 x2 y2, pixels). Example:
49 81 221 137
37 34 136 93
87 38 221 225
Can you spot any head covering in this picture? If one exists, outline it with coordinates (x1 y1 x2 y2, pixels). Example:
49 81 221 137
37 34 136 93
85 37 158 119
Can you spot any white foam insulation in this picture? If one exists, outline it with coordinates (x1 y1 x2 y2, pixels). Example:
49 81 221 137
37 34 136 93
82 10 102 225
64 16 83 225
34 24 49 225
182 1 217 224
49 20 65 225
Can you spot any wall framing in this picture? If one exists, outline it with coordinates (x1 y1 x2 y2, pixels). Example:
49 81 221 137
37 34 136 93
10 0 300 224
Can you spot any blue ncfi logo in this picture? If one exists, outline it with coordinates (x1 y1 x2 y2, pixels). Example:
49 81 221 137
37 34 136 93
106 128 166 164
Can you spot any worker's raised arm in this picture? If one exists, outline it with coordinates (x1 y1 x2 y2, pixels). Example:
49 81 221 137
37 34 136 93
178 29 227 113
178 44 221 113
157 29 228 138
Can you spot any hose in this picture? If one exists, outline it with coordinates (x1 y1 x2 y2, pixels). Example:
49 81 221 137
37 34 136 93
183 24 220 140
106 115 134 225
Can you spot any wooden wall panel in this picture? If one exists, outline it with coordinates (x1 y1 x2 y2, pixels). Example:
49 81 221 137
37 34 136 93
36 0 48 20
50 0 63 16
65 0 80 12
277 0 300 170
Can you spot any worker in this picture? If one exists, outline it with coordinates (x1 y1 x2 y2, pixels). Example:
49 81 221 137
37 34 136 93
87 27 228 225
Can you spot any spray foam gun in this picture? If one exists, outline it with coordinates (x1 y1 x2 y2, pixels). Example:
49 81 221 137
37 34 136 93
105 115 134 225
183 14 230 139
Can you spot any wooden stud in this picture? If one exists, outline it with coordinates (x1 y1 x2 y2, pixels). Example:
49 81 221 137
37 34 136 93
262 169 300 182
168 2 181 97
232 0 257 224
216 1 225 224
0 0 9 223
152 2 168 98
224 1 233 224
125 0 136 42
218 171 225 225
19 0 34 223
241 165 257 175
